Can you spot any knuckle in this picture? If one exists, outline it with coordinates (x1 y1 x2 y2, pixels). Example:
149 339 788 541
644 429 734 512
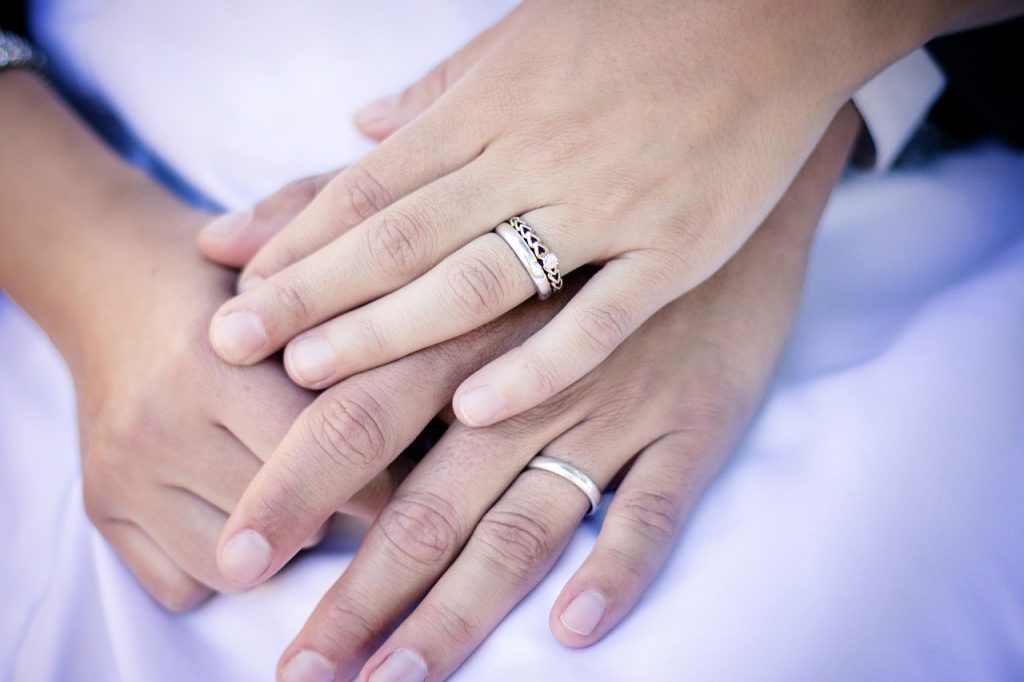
307 391 390 472
475 508 556 582
517 126 593 171
264 277 315 329
153 575 206 613
377 492 461 572
338 165 392 223
616 489 681 548
521 352 562 400
365 208 428 276
354 316 390 359
81 469 111 523
673 389 737 439
83 418 152 497
281 174 322 206
434 58 454 98
250 239 307 278
574 301 631 356
247 461 317 528
445 252 507 320
318 600 379 651
666 200 726 264
420 600 478 649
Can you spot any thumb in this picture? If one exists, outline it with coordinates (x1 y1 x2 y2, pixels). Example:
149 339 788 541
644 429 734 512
353 8 521 141
197 169 340 273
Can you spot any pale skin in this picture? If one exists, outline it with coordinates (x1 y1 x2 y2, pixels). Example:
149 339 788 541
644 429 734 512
0 71 464 606
2 1 1021 680
204 0 1024 432
203 104 862 681
1 57 857 680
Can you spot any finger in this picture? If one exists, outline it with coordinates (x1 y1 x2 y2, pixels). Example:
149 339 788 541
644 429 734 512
99 519 212 612
163 425 262 515
276 417 570 682
454 258 671 426
216 362 313 459
355 446 618 682
143 486 237 594
216 276 578 589
353 4 522 140
210 159 527 366
549 430 723 646
236 96 498 290
198 170 340 272
278 215 592 389
216 352 477 589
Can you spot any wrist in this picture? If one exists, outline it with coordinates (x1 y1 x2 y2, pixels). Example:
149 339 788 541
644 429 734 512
51 201 212 373
0 70 213 359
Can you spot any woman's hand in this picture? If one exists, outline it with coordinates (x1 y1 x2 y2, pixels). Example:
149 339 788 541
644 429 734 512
202 0 929 431
210 98 860 680
71 211 325 610
0 74 416 609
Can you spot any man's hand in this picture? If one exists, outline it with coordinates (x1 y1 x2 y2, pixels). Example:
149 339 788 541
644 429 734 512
204 95 861 678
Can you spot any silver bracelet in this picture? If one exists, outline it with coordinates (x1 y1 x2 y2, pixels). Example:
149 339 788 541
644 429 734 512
0 30 46 75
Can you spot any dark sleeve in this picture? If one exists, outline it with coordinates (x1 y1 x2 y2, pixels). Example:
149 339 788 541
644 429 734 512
927 16 1024 148
0 1 29 35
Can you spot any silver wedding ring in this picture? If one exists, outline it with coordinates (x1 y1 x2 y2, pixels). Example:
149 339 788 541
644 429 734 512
495 222 552 300
493 216 563 300
525 455 602 516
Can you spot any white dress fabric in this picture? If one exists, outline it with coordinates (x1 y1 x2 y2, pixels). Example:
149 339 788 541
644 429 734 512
2 2 1023 680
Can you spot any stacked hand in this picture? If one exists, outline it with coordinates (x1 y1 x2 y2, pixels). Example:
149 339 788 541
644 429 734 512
200 100 860 680
3 0 1017 677
202 0 911 431
66 173 568 612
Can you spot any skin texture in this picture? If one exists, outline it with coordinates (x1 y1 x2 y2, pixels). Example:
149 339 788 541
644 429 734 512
0 71 584 610
0 71 350 608
202 0 963 435
204 91 862 679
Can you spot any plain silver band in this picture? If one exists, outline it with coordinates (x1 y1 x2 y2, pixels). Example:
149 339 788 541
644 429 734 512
525 455 602 516
494 222 552 300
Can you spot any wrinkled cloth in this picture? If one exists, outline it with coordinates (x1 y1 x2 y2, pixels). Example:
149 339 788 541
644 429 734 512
2 1 1024 680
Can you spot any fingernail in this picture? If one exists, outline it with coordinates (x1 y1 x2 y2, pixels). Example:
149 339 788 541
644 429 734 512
220 529 272 585
560 590 606 636
287 336 337 385
281 650 335 682
457 385 507 426
354 93 401 128
202 208 252 241
369 649 427 682
237 275 264 294
210 310 267 363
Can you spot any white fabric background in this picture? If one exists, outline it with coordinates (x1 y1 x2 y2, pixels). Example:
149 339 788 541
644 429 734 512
1 1 1022 680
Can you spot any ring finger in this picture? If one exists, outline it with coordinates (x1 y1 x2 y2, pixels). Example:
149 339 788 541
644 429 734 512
277 416 627 682
208 159 529 366
355 434 629 682
280 206 587 389
274 415 572 682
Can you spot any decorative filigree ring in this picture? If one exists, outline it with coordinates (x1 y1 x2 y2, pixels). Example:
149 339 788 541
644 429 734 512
507 216 563 293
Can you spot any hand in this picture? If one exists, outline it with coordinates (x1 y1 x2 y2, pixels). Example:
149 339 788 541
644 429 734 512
202 0 925 432
72 210 313 610
78 179 473 610
0 71 407 610
212 101 860 680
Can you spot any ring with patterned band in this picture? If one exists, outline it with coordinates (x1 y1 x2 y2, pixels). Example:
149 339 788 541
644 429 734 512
494 222 553 300
508 216 563 293
525 455 602 516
